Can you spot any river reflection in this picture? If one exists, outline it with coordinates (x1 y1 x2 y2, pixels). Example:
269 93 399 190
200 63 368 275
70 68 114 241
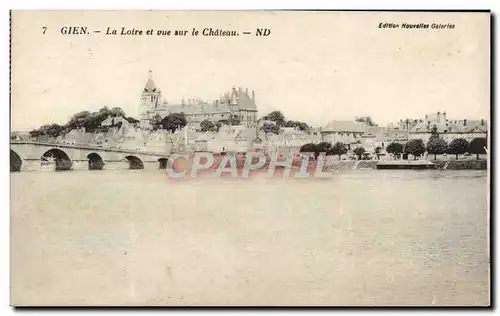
10 170 489 306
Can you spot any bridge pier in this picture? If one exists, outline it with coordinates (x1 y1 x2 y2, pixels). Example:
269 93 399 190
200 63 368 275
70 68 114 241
21 159 41 172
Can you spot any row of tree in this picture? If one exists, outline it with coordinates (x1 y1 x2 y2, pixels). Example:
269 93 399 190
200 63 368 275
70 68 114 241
299 135 487 161
387 137 487 160
29 107 141 138
299 142 373 160
386 126 487 160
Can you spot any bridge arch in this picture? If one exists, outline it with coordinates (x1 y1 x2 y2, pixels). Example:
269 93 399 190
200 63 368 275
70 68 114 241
158 158 168 169
124 155 144 169
10 150 22 172
41 148 72 171
87 152 104 170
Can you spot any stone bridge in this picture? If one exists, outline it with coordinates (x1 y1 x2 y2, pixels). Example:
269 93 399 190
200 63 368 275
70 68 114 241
10 141 171 172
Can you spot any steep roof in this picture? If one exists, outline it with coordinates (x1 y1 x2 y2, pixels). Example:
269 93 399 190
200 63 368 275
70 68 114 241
164 102 232 116
143 70 160 93
238 91 257 110
322 121 367 133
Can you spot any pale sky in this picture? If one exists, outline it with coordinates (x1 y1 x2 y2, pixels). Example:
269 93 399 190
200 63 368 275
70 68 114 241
11 11 490 131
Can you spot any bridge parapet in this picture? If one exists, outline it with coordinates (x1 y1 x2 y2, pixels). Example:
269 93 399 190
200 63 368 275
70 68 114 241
10 141 171 157
10 141 172 172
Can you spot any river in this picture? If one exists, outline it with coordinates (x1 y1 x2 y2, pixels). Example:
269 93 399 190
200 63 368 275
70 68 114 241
10 170 489 306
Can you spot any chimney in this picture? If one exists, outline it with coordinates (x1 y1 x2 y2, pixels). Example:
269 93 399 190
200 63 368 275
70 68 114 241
481 119 485 126
252 90 255 102
425 114 428 121
463 119 467 126
437 111 441 123
215 100 219 108
443 111 447 122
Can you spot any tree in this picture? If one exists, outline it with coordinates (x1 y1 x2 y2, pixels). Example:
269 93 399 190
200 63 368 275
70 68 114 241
284 120 309 132
469 137 487 159
355 116 377 127
374 146 383 160
29 129 41 138
260 122 280 135
64 107 119 133
330 142 348 160
299 143 317 155
316 142 332 158
151 114 163 131
38 124 52 136
109 107 126 117
160 113 187 132
200 119 216 132
216 120 229 131
353 147 366 160
426 137 448 160
126 117 140 124
386 142 404 159
263 111 285 127
296 122 310 132
66 110 91 130
404 139 426 160
426 125 448 160
448 138 469 160
45 124 64 138
82 112 103 132
228 115 241 126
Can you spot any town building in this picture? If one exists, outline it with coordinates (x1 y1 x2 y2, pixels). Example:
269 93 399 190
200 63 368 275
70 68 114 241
320 120 367 150
138 70 258 131
408 112 488 143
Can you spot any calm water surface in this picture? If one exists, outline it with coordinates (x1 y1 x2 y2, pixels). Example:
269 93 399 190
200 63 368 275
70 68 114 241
10 170 489 306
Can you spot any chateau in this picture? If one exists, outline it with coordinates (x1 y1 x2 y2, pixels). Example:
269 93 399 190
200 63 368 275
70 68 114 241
139 70 258 130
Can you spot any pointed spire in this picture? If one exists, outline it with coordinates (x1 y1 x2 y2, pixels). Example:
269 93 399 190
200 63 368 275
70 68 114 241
144 69 157 92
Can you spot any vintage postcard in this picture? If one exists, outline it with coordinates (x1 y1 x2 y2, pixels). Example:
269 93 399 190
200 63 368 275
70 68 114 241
10 10 490 306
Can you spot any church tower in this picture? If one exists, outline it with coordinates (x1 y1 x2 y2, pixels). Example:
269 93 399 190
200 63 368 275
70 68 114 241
139 70 162 130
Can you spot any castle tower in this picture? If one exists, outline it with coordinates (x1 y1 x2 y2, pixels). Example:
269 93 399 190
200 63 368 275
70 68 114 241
229 86 239 118
139 70 162 130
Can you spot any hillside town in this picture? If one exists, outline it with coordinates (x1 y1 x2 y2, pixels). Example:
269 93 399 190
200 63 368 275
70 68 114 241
12 70 489 162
